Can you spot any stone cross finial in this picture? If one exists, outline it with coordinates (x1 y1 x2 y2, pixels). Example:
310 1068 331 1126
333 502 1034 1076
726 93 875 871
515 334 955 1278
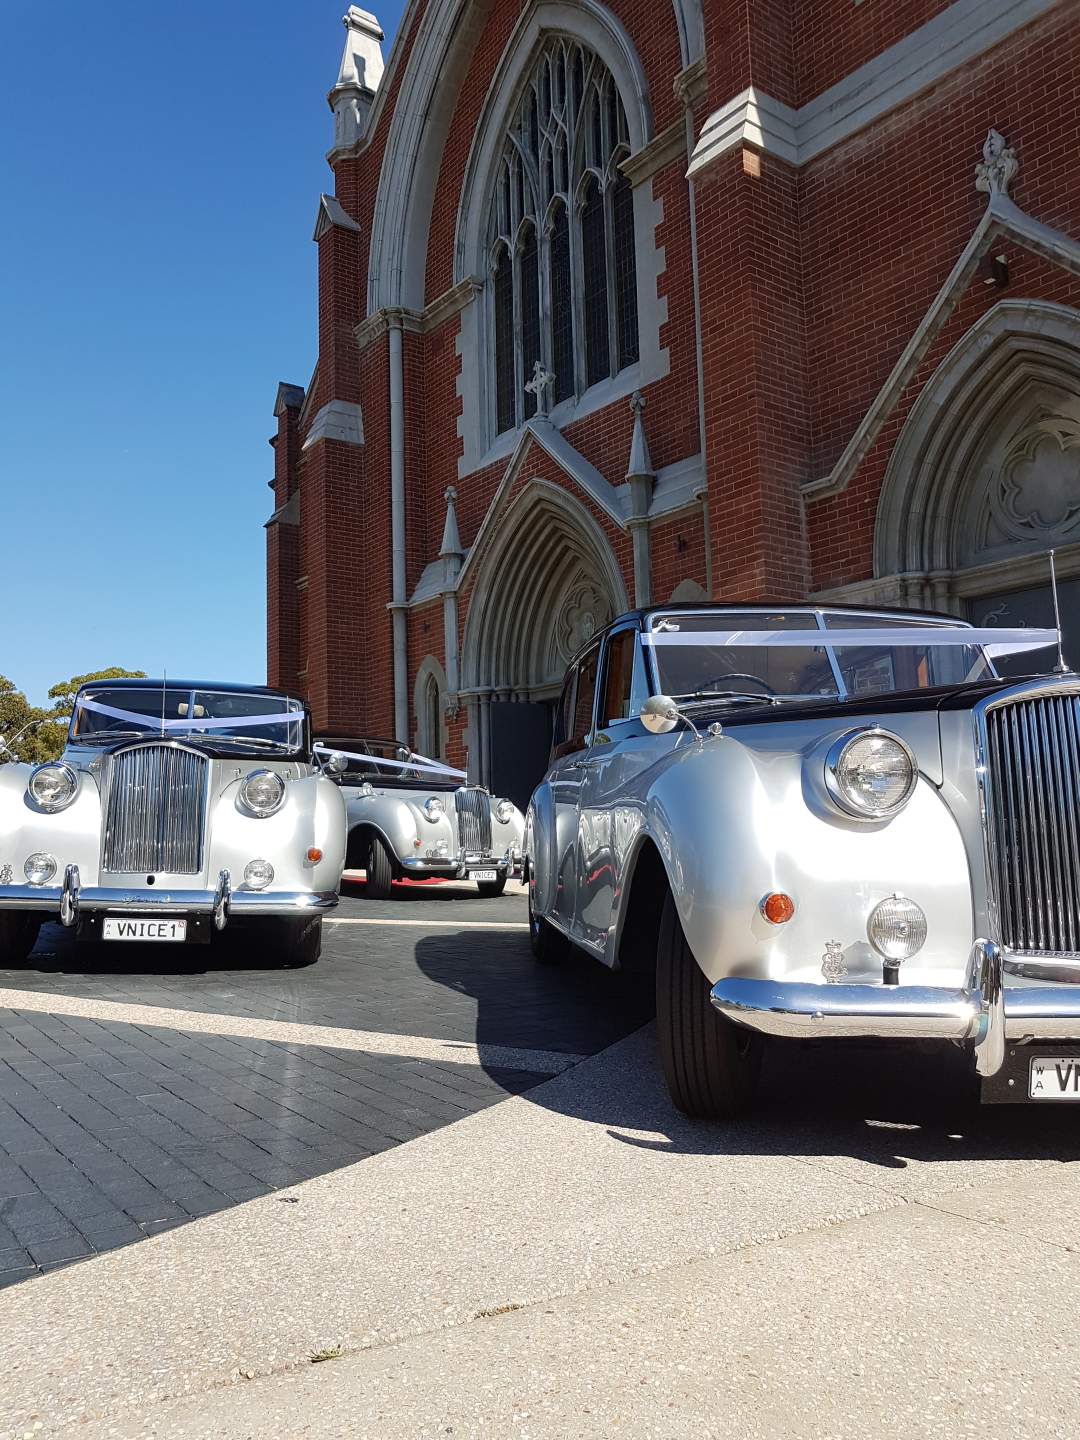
975 128 1018 198
525 361 555 416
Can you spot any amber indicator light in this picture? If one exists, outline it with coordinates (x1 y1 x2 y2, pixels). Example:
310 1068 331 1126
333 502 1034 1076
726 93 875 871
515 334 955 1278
307 848 323 864
760 892 795 925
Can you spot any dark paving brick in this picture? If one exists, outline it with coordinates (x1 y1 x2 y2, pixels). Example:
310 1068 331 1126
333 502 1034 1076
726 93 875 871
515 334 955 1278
0 883 650 1288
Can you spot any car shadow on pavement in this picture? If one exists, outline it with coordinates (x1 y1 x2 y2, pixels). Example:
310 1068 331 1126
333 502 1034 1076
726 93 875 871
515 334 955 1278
414 933 1080 1171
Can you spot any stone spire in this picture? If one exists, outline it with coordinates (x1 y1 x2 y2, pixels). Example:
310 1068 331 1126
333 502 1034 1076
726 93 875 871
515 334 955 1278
440 486 463 561
626 390 655 484
328 8 385 157
626 393 656 607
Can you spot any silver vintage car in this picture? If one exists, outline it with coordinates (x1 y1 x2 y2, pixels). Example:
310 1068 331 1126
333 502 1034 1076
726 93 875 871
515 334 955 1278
323 736 524 899
0 680 347 966
524 603 1080 1118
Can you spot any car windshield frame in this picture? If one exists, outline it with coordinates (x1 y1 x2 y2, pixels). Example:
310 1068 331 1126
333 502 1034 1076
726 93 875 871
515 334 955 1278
70 686 310 756
642 608 999 705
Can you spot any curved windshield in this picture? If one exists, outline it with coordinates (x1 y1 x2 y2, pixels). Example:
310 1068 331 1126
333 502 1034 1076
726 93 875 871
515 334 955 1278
648 612 839 702
327 739 439 785
71 687 306 751
645 609 996 704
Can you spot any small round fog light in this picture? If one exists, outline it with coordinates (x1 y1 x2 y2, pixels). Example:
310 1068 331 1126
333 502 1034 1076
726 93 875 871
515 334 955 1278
867 894 927 962
24 853 58 886
495 799 514 825
243 859 274 891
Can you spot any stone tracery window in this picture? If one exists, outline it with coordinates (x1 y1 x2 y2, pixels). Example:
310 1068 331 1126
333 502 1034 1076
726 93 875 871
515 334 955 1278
488 37 639 436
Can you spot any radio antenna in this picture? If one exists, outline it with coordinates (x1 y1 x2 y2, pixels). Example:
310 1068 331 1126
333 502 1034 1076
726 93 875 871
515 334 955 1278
160 669 167 736
1049 550 1069 673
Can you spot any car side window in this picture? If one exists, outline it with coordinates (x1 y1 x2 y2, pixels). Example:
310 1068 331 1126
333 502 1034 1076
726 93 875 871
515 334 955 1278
599 628 637 724
570 643 600 749
551 668 577 757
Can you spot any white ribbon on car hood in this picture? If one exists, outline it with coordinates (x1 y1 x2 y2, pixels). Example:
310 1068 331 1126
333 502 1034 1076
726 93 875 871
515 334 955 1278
641 627 1060 657
77 697 304 731
314 744 467 781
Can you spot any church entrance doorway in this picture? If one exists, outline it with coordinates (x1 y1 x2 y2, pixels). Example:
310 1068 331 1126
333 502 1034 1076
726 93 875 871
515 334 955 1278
458 480 629 798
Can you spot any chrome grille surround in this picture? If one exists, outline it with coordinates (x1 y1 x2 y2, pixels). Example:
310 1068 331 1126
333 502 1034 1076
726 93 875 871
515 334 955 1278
454 787 493 853
976 681 1080 961
102 743 208 875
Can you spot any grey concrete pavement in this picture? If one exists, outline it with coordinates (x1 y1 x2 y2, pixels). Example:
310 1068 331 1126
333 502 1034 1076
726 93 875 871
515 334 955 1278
2 1025 1078 1438
81 1169 1080 1440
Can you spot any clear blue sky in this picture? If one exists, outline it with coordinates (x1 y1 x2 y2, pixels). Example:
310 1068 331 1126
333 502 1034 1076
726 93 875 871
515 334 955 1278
0 1 403 705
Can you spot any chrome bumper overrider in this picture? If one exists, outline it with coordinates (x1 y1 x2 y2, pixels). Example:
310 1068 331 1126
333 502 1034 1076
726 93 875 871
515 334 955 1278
0 865 338 931
711 941 1080 1078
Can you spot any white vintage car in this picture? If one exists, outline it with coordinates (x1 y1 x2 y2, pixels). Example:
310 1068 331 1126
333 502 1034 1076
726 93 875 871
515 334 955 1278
322 736 524 898
524 603 1079 1118
0 680 347 966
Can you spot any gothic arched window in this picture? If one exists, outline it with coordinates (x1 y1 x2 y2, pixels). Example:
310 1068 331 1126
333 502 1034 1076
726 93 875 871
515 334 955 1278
488 38 639 436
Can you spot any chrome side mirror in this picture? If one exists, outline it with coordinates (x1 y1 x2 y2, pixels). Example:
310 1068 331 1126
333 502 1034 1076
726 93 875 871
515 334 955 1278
640 696 680 735
320 750 349 776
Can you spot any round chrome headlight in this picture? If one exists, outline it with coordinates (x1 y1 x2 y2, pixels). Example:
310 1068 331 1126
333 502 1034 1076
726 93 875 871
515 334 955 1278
495 799 514 825
423 796 444 822
239 770 287 818
243 859 275 891
28 763 78 813
867 894 927 962
826 729 917 819
24 853 58 886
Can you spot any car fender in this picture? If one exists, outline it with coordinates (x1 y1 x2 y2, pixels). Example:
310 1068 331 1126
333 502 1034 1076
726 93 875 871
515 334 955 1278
611 732 973 988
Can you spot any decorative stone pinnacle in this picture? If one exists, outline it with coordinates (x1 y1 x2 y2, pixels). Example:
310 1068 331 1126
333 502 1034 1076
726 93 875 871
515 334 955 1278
975 128 1018 198
440 484 463 560
626 389 655 484
525 361 556 416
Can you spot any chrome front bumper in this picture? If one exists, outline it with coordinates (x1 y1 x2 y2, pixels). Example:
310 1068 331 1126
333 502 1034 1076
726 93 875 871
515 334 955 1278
0 865 338 932
710 941 1080 1078
400 845 522 879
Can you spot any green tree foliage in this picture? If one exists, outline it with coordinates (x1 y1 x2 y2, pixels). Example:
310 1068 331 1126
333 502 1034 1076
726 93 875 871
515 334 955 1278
0 667 145 764
47 667 146 717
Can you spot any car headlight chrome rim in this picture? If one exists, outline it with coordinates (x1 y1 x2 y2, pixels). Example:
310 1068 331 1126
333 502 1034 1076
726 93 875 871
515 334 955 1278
826 728 917 819
495 798 514 825
28 763 78 813
239 770 287 818
423 796 444 822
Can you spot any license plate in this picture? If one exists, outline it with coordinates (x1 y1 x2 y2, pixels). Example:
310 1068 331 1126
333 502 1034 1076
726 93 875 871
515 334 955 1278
471 870 498 883
102 917 188 943
1029 1056 1080 1099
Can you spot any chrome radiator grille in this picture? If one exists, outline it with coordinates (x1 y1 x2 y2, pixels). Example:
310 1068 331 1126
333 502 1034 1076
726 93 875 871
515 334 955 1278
984 694 1080 954
454 787 492 853
102 744 207 875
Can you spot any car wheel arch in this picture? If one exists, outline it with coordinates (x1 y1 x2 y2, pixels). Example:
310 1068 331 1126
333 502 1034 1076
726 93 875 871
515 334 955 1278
611 832 676 976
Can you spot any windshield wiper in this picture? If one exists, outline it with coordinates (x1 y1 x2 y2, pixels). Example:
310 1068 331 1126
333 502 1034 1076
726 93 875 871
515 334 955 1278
74 729 150 744
674 690 780 707
188 733 290 750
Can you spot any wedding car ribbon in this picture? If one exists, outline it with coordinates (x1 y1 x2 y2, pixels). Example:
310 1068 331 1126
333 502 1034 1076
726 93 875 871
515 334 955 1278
78 697 304 731
313 744 467 782
641 627 1060 656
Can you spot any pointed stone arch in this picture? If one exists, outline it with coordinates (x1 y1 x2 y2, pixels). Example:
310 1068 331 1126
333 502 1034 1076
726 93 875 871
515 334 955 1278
460 479 628 697
458 479 628 786
874 299 1080 610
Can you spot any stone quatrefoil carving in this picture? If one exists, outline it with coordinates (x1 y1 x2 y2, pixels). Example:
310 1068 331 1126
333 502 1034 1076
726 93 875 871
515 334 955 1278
995 413 1080 540
557 580 612 661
